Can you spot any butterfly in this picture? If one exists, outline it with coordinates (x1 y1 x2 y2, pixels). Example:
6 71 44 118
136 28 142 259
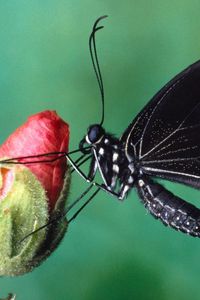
64 15 200 238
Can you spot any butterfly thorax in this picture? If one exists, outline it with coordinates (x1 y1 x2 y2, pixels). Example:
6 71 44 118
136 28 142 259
82 124 140 199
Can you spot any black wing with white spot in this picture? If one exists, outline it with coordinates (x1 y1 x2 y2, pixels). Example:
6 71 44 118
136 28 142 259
121 60 200 188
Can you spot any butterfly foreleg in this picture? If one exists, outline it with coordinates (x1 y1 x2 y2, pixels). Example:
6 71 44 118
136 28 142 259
66 153 95 182
66 152 117 194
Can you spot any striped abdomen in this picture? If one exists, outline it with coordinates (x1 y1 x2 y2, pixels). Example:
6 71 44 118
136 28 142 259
136 177 200 237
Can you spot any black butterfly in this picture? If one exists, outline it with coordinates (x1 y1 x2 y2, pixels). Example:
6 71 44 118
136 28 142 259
4 16 200 239
64 16 200 238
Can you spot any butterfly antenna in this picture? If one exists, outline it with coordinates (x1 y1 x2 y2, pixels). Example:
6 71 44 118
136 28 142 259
89 15 108 126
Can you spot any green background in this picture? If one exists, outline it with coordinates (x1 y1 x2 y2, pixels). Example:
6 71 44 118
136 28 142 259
1 1 200 299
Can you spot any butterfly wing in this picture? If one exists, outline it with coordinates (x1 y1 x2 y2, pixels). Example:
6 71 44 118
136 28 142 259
121 60 200 188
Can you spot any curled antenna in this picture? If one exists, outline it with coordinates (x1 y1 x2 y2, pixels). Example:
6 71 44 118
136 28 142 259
89 15 108 126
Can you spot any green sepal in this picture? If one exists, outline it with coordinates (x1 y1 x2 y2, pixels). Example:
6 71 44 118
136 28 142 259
0 165 49 276
0 163 70 277
31 170 70 267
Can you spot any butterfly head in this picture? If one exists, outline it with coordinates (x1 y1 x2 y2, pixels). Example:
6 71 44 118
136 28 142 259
79 124 105 154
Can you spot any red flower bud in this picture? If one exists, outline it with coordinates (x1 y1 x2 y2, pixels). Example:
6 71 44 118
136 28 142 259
0 110 69 210
0 110 70 276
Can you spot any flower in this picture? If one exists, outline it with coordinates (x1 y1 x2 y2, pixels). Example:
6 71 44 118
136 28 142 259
0 110 69 211
0 111 70 276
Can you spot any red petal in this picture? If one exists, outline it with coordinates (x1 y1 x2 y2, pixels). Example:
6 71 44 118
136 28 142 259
0 110 69 210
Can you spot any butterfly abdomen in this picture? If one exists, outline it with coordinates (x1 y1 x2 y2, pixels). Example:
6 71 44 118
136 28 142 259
136 177 200 237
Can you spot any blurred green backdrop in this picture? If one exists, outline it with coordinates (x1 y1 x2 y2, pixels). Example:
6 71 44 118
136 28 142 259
1 1 200 299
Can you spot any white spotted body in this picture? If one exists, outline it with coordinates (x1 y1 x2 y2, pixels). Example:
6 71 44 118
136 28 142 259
92 133 136 197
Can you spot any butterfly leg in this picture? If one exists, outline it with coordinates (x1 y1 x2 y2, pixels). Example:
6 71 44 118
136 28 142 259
117 170 135 200
91 182 120 197
66 153 121 196
66 153 94 182
92 181 134 200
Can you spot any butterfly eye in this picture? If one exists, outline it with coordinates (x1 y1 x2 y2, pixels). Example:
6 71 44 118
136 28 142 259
87 124 105 144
